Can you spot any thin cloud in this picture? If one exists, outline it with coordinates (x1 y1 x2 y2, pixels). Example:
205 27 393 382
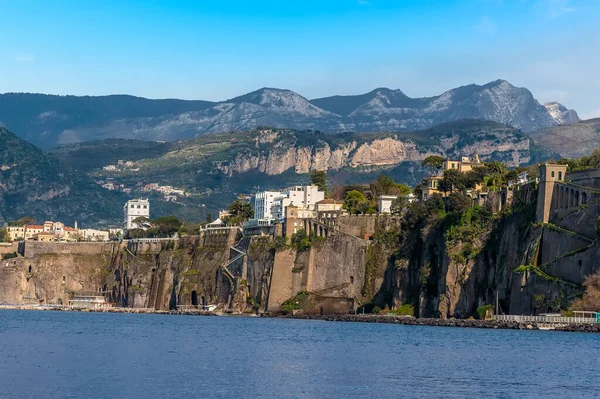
539 0 574 18
474 16 497 34
15 54 36 62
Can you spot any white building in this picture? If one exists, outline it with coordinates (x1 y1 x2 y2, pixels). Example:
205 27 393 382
80 229 110 241
124 199 150 230
378 195 398 214
271 185 325 220
254 191 280 220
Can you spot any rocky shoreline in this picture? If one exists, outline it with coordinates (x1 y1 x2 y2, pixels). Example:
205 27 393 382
273 314 600 333
2 306 598 332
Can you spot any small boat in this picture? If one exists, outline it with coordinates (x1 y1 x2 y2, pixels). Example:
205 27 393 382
538 324 556 330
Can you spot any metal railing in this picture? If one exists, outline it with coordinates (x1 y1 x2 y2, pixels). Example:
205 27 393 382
493 314 597 324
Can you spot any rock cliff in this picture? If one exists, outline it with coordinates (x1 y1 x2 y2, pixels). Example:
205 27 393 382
3 172 599 317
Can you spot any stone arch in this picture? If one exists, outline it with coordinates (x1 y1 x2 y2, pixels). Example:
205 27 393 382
575 191 580 207
553 185 559 209
570 188 575 208
582 191 588 205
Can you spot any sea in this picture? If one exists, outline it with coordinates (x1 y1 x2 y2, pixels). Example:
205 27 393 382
0 310 598 398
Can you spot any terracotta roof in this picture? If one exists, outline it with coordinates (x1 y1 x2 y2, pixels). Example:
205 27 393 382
64 227 77 231
25 225 44 229
35 232 54 236
316 199 341 204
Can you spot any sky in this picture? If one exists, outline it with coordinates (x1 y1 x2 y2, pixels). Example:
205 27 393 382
0 0 599 118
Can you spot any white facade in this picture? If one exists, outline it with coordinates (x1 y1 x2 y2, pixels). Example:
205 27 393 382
378 195 398 214
254 191 280 220
81 229 110 241
271 185 325 220
124 199 150 230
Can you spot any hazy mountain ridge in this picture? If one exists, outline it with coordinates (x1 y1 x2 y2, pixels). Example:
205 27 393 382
528 118 600 158
0 80 567 149
543 102 580 125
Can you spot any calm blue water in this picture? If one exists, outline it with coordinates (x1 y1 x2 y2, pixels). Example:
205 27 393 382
0 311 599 398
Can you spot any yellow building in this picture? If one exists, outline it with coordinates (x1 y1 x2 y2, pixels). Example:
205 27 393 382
33 232 55 242
442 154 481 173
7 226 25 241
24 225 44 240
315 199 343 212
422 176 445 200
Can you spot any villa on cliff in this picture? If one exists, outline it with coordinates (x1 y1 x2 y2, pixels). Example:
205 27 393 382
421 155 485 200
6 220 111 242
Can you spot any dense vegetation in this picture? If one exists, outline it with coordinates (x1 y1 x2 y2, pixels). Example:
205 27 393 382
0 127 124 226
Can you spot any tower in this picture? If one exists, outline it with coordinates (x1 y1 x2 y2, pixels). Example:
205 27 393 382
536 164 567 223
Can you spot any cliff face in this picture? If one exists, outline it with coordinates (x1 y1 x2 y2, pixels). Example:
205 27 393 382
216 121 551 177
2 179 598 317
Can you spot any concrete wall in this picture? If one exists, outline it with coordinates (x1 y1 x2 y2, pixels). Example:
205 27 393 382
266 249 296 312
21 241 116 258
335 214 400 239
0 242 19 256
539 228 592 265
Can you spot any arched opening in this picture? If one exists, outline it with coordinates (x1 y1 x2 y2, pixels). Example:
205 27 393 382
553 186 559 209
350 276 354 284
570 189 574 207
191 290 198 307
582 192 588 205
28 265 32 273
575 191 580 207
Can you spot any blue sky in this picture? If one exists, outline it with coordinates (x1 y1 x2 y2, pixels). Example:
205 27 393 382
1 0 599 118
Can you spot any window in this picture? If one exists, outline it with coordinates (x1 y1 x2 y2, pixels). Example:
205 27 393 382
131 205 135 209
558 172 562 181
452 163 456 169
551 171 555 178
143 205 147 209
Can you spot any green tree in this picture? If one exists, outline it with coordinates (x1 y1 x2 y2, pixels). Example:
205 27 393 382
390 196 408 214
0 228 9 243
310 170 328 195
506 170 519 185
225 196 254 224
421 155 446 174
290 229 311 251
151 216 182 237
8 216 36 227
445 193 472 214
344 190 367 215
442 169 465 193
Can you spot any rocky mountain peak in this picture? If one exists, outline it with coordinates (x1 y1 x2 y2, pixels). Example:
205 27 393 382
544 102 580 125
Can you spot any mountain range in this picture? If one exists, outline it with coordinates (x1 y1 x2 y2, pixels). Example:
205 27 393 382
0 79 577 149
0 127 124 226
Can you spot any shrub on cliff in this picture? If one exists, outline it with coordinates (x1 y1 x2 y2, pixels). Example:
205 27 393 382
390 304 414 316
571 270 600 312
476 304 494 319
281 291 314 313
2 252 18 260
